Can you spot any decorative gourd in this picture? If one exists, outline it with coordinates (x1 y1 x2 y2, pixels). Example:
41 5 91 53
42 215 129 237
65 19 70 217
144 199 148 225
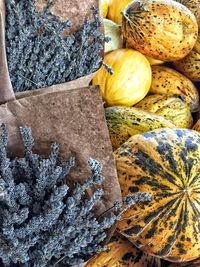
121 0 198 61
103 19 123 54
92 48 152 107
149 66 199 112
135 94 193 128
114 128 200 262
105 106 176 150
193 120 200 133
173 34 200 81
107 0 132 24
85 234 161 267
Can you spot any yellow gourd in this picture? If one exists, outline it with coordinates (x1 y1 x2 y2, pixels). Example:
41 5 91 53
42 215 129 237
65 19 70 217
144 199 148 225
92 48 152 107
121 0 198 61
135 94 193 128
114 128 200 262
149 66 199 112
107 0 133 24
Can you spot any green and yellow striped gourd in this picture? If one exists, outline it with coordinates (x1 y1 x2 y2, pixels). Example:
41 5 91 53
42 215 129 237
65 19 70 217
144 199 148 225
105 106 175 150
135 94 193 128
114 128 200 262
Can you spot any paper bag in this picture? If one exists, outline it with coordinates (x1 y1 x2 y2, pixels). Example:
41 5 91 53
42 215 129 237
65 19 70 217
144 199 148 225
1 0 104 96
0 84 122 216
0 0 122 243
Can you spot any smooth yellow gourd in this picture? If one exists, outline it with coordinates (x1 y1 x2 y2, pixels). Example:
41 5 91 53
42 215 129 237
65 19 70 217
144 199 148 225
92 48 152 107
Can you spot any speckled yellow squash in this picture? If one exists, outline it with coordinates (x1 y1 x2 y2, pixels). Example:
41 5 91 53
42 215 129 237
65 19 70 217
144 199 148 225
135 94 193 128
193 120 200 133
85 234 161 267
149 66 199 112
114 128 200 262
121 0 198 61
105 106 176 150
173 34 200 81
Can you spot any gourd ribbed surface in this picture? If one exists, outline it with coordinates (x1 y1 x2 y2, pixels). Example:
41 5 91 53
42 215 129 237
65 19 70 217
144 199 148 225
114 128 200 262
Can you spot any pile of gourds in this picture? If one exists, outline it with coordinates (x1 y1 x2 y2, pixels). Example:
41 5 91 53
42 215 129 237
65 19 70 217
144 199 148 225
86 0 200 266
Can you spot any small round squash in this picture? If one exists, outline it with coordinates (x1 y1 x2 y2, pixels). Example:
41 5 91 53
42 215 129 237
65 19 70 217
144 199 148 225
114 128 200 262
121 0 198 61
85 234 161 267
92 48 152 107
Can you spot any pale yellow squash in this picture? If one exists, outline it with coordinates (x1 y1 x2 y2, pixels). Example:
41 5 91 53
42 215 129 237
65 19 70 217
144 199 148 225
92 48 152 107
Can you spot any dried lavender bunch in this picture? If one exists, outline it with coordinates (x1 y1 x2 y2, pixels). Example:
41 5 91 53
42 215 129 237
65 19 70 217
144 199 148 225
5 0 105 92
0 125 151 267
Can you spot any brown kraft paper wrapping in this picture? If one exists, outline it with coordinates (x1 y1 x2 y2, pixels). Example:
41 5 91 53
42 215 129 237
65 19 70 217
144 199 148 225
0 0 104 101
0 0 122 243
0 86 122 218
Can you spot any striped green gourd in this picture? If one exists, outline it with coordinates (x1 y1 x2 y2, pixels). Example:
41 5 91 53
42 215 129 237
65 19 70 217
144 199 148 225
105 106 175 150
114 128 200 262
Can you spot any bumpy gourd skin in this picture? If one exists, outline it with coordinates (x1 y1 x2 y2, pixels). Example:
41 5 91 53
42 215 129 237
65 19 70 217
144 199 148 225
114 128 200 262
173 35 200 82
149 66 199 112
85 234 161 267
121 0 198 61
135 94 193 128
105 106 175 150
